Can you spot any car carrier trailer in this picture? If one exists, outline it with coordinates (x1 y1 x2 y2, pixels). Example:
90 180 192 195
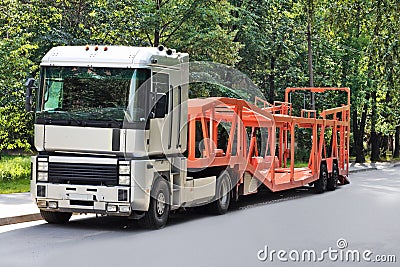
28 45 350 229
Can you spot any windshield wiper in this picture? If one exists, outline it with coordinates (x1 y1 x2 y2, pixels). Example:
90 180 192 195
43 110 82 125
74 110 123 127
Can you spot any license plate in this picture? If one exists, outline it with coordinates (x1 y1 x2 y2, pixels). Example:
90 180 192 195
67 193 93 201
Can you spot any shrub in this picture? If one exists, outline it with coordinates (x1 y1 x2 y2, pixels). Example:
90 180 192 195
0 155 31 181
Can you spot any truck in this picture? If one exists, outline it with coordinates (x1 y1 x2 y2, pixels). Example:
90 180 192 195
27 45 350 229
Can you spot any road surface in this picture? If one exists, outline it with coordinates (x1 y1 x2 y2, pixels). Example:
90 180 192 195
0 168 399 266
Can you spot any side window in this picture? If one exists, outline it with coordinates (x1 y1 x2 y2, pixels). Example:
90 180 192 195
152 72 170 118
44 80 63 111
153 72 169 94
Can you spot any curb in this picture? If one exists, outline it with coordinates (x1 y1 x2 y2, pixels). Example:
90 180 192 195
0 213 42 227
349 167 378 174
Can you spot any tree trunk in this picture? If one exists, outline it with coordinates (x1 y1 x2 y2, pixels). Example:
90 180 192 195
370 91 380 162
154 0 161 47
368 0 383 162
268 57 275 103
380 134 388 159
154 29 160 47
352 109 365 163
394 125 400 158
307 0 315 110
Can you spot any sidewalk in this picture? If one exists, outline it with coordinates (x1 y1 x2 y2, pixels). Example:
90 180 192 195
349 161 400 173
1 162 399 227
0 193 42 226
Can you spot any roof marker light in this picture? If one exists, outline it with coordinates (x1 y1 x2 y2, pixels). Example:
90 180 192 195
104 46 108 51
85 45 90 51
94 45 99 51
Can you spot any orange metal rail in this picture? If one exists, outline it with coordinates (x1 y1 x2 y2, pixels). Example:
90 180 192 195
187 88 350 193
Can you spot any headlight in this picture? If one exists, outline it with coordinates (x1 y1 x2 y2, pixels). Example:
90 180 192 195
37 172 48 182
119 165 130 175
119 175 130 186
38 162 48 172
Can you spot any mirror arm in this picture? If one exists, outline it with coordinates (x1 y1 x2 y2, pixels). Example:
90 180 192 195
24 78 36 112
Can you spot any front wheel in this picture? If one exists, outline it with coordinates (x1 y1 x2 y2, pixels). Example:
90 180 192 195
139 178 170 230
40 210 72 224
205 171 231 215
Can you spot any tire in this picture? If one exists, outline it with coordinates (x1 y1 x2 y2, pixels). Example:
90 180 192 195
40 210 72 224
314 163 328 193
327 162 339 191
139 178 170 230
205 171 231 215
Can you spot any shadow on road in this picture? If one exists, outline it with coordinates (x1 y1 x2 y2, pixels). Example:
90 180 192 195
42 185 343 232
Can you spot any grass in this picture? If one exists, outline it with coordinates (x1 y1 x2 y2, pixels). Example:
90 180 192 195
0 155 31 193
294 161 309 168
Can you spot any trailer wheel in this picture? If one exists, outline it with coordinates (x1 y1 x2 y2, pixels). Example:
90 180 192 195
327 162 339 191
205 171 231 215
314 163 328 193
139 178 170 230
40 210 72 224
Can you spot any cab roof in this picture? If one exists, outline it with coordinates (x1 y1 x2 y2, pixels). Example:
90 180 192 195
41 46 188 68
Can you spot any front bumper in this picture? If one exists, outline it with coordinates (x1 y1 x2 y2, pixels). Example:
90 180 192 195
34 183 132 216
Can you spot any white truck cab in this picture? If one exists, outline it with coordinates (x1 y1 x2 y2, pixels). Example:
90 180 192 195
30 45 210 229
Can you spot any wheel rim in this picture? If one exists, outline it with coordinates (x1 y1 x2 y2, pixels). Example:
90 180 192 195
219 178 228 208
156 192 166 216
333 166 338 187
322 169 328 189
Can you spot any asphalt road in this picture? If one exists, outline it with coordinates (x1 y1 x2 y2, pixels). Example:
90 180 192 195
0 168 399 267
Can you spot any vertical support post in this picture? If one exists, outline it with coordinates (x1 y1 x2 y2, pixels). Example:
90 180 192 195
318 121 326 170
290 122 295 182
345 108 350 173
237 105 244 159
339 125 345 169
188 115 196 160
312 122 318 175
270 125 276 187
201 115 210 157
283 123 288 168
278 126 283 168
212 119 218 148
226 107 237 156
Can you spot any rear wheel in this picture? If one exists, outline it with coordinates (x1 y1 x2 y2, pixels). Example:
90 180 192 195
327 162 339 191
314 163 328 193
40 210 72 224
139 178 170 230
205 171 231 215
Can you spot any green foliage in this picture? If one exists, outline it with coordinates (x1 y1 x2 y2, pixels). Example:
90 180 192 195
0 155 31 182
0 0 241 152
0 0 399 162
0 38 36 152
0 179 30 194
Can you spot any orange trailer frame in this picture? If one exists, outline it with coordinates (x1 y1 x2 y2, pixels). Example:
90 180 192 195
187 87 350 194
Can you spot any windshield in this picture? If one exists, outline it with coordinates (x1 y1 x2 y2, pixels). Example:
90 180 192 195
36 67 151 127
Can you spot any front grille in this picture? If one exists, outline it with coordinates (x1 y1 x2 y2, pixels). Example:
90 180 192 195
48 162 118 186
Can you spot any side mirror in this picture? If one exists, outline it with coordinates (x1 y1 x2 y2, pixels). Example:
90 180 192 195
25 78 35 112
